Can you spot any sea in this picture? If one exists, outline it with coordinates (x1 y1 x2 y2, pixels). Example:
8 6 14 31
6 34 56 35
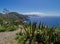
26 16 60 27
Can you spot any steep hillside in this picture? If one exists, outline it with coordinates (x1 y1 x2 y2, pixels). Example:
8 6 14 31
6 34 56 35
0 12 28 21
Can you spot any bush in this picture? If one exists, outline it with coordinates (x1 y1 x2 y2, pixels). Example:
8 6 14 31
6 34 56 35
7 25 18 31
0 25 18 32
0 26 6 32
16 22 60 44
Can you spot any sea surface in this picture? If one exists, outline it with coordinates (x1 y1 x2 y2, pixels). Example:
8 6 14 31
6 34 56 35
26 16 60 27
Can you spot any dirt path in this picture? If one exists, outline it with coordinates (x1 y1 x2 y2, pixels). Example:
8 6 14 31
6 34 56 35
0 29 21 44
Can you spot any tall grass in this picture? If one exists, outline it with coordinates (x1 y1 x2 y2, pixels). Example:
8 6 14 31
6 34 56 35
17 22 60 44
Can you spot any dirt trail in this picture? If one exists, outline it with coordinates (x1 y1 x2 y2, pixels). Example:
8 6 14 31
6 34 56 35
0 29 20 44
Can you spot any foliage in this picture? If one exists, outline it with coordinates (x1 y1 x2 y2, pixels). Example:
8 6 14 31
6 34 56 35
0 11 28 31
16 22 60 44
6 25 18 31
0 25 6 32
0 20 18 32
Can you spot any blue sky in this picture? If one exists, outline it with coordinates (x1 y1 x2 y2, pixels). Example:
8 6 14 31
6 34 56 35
0 0 60 16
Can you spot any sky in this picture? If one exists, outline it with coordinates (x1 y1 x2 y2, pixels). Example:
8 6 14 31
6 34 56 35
0 0 60 16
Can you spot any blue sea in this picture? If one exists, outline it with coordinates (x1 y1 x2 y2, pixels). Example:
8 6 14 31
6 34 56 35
26 16 60 27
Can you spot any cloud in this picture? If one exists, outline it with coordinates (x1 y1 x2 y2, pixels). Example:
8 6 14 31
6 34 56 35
21 12 45 16
20 11 60 16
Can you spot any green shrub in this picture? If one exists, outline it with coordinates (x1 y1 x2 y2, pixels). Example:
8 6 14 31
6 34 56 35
0 25 18 32
16 22 60 44
7 25 18 31
0 26 6 32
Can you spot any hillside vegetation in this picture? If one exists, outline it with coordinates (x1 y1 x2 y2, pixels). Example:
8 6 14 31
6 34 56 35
0 12 28 21
0 11 28 32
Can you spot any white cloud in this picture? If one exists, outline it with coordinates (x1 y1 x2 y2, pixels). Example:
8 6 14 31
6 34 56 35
21 12 45 16
20 12 60 16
